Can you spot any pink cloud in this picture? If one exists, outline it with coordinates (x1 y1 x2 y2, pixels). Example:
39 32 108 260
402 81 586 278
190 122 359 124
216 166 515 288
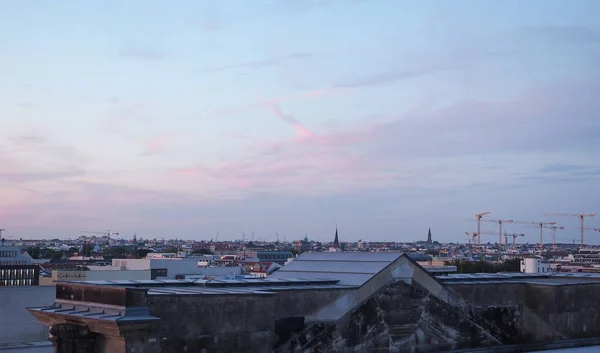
142 136 169 155
166 121 379 196
262 102 313 138
203 87 350 120
140 134 188 156
171 167 200 177
168 80 600 197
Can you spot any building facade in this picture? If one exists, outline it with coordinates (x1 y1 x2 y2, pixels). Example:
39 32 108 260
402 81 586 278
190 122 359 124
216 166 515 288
0 246 39 286
520 256 551 273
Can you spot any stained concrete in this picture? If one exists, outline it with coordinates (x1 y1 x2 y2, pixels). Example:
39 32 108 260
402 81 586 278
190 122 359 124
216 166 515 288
449 281 600 343
147 288 352 353
283 281 503 352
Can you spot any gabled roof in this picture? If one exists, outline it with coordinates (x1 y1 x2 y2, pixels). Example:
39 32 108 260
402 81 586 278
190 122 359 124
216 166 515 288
269 252 403 286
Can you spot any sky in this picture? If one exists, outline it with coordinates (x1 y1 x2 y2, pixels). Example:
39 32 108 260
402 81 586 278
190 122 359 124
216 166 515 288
1 0 600 243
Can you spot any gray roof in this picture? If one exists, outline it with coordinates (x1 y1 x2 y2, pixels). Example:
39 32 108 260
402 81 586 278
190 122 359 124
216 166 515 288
270 252 402 286
29 303 160 323
439 272 600 286
53 277 356 297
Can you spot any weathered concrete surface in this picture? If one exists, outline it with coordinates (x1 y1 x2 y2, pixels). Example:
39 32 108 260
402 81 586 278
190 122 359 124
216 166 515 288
284 281 504 352
0 342 52 353
449 282 600 343
147 288 351 353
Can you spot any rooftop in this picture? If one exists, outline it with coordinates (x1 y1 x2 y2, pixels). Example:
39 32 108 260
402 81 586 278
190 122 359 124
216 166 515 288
269 251 403 286
55 277 356 296
439 272 600 286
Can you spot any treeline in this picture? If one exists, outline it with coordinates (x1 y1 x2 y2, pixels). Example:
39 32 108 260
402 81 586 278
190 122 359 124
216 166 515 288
24 245 214 260
444 259 520 273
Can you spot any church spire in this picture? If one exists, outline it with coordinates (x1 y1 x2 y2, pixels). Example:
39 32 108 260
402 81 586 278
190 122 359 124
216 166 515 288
333 226 339 248
427 228 432 244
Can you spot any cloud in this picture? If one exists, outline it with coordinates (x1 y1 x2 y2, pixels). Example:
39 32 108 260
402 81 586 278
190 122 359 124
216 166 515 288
0 169 84 183
538 163 591 174
100 98 160 134
0 133 87 185
333 62 467 88
8 134 85 164
170 79 600 198
518 26 600 45
119 46 168 60
201 86 349 119
16 102 35 108
201 22 220 32
208 53 311 72
139 134 188 156
140 136 169 156
263 102 312 138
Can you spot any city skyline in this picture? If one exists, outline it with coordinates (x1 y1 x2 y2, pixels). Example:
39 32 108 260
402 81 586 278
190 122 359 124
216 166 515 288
1 0 600 240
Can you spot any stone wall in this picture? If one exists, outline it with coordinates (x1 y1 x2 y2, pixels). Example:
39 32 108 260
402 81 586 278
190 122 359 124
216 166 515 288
287 281 503 352
448 282 600 342
146 288 351 353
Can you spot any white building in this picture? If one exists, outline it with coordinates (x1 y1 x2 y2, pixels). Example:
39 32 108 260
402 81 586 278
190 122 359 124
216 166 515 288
520 256 551 273
111 258 242 279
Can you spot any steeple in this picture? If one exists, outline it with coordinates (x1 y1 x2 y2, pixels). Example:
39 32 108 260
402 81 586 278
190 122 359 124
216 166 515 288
333 226 339 248
427 228 432 244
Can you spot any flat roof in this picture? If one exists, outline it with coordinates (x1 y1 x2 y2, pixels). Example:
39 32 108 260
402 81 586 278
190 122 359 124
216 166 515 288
58 277 357 296
440 272 600 285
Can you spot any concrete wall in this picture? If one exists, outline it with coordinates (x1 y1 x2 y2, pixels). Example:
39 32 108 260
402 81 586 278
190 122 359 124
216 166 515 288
291 281 503 352
0 286 55 343
449 282 600 342
146 288 351 353
0 342 52 353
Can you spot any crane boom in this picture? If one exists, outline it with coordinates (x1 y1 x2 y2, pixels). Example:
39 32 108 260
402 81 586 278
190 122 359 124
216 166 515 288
545 213 595 248
515 221 555 251
506 233 525 249
482 219 513 252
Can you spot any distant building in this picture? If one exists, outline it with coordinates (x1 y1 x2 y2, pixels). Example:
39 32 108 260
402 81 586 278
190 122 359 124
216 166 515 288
572 248 600 266
112 258 242 279
427 228 432 245
293 235 311 253
357 239 368 249
520 256 550 273
0 246 39 286
256 252 294 266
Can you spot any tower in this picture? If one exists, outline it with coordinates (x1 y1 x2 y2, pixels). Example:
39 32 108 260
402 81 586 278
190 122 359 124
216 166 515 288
333 227 339 248
427 228 432 245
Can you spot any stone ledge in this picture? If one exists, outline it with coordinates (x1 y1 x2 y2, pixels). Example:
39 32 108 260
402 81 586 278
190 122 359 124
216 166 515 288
0 341 52 349
452 337 600 352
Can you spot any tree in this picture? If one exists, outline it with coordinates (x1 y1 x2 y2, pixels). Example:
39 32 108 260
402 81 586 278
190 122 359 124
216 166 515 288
82 243 93 257
163 247 179 253
192 248 213 255
443 259 521 274
135 249 153 258
26 247 41 259
42 249 66 260
103 246 127 258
